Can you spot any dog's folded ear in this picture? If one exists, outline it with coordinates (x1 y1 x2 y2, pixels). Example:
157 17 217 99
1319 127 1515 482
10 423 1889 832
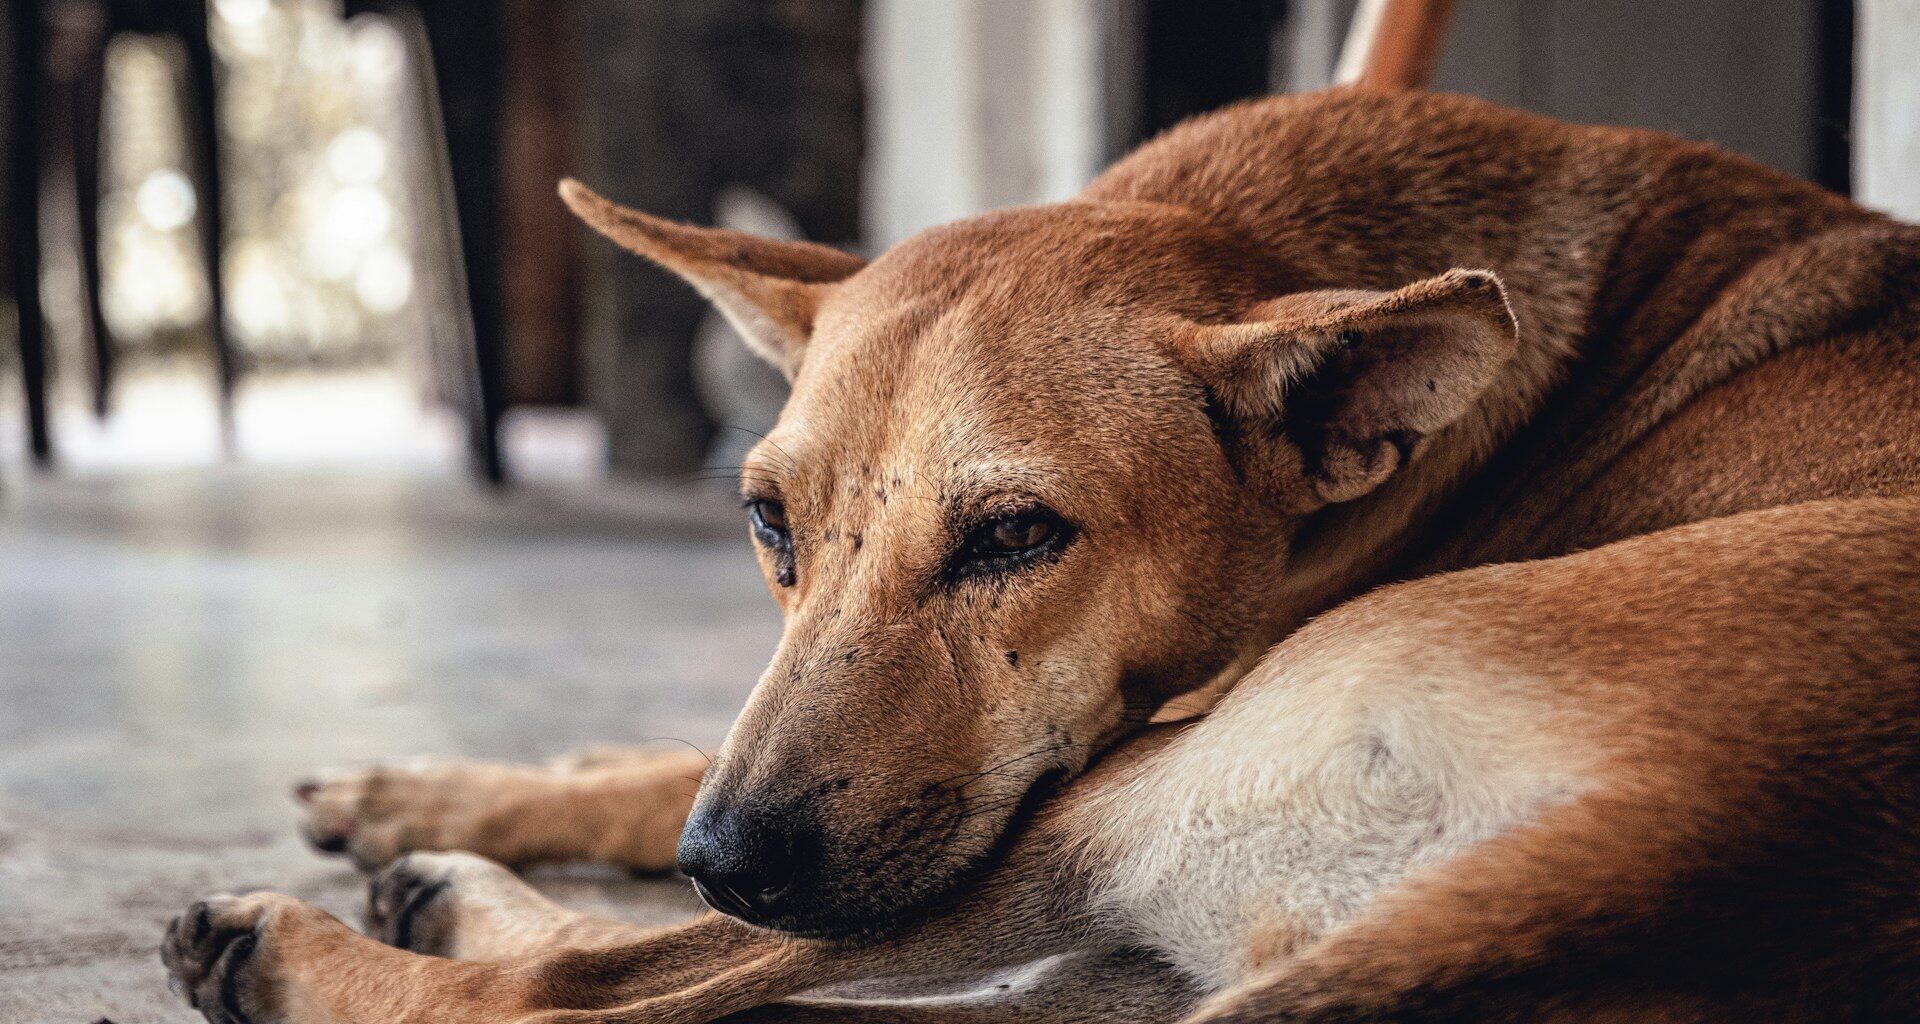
559 179 866 377
1176 269 1519 511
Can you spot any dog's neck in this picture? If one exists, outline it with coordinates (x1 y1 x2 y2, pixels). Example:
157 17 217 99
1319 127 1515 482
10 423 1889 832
1091 89 1875 645
1308 160 1866 617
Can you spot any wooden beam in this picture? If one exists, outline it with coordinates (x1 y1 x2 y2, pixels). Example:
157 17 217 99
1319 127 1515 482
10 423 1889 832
1354 0 1459 91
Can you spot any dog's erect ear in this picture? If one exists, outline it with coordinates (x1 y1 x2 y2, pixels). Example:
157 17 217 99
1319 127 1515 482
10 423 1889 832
1177 269 1518 511
558 179 865 377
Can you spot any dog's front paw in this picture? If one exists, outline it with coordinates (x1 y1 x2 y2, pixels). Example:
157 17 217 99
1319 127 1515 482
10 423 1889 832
161 888 526 1023
161 892 300 1024
365 852 484 957
293 760 556 871
367 851 579 960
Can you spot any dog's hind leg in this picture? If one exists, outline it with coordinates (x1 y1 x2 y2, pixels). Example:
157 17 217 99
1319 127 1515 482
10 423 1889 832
1180 774 1920 1024
1174 498 1920 1023
295 747 708 872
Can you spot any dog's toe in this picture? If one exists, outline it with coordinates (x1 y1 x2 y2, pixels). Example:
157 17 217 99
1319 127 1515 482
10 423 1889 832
365 851 564 960
161 894 286 1024
293 770 369 859
299 820 352 855
366 852 468 954
294 769 422 869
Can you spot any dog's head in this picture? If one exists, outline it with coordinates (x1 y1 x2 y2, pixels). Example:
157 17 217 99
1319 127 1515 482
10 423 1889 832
562 181 1517 938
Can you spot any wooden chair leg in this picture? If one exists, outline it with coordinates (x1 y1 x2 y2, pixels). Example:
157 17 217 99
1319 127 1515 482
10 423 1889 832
7 0 52 465
70 32 112 419
177 0 240 441
409 1 510 484
1343 0 1461 92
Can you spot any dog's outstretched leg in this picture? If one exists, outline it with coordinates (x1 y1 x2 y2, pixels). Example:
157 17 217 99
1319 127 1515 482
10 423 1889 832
295 748 708 871
361 856 1202 1024
363 851 657 960
719 950 1200 1024
160 889 824 1024
161 835 1075 1024
164 730 1185 1024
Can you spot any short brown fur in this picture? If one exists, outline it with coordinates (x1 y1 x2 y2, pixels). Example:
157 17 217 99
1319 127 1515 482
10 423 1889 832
166 88 1920 1023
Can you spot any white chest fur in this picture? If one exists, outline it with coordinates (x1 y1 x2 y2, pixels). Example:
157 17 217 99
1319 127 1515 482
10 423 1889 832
1076 642 1588 991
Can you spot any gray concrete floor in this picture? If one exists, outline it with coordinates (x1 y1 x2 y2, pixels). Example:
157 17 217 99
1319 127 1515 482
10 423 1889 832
0 468 779 1022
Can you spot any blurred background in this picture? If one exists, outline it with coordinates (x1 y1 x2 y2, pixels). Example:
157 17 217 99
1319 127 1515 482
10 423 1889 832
3 0 1915 485
2 2 1918 1018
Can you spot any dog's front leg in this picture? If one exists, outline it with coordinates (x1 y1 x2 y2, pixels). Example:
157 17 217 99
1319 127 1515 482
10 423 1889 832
159 836 1033 1024
715 950 1202 1024
362 851 663 960
296 748 708 872
166 729 1183 1024
160 860 1090 1024
161 889 815 1024
162 890 545 1024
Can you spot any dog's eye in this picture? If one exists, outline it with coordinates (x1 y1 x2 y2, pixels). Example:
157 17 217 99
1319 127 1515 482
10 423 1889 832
746 499 796 587
981 514 1054 554
951 507 1073 579
748 499 791 548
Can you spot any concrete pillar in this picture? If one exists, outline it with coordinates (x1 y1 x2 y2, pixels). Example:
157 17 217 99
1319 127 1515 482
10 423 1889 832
1856 0 1920 219
865 0 1111 248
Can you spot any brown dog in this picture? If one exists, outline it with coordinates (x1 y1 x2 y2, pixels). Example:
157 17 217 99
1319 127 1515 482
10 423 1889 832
162 87 1920 1023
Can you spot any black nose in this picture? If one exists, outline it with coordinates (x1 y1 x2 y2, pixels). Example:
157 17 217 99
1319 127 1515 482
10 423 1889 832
677 802 803 925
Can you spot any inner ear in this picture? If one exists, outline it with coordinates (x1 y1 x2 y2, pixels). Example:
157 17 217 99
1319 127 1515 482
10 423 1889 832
558 179 866 377
1283 317 1465 504
1180 269 1519 509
